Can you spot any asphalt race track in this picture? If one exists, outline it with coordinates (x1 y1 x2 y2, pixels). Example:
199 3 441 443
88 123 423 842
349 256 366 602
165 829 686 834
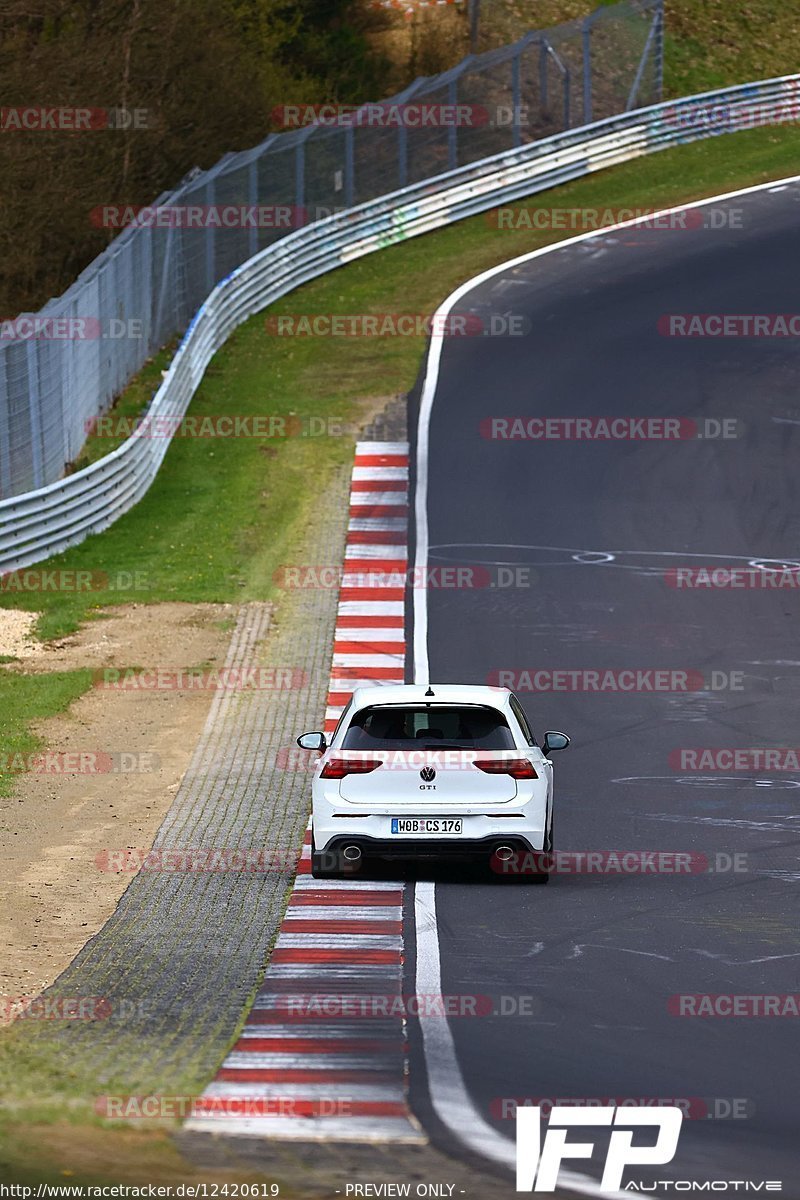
406 180 800 1192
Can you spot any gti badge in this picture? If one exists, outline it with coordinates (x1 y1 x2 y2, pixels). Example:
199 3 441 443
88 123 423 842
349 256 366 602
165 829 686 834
420 766 436 782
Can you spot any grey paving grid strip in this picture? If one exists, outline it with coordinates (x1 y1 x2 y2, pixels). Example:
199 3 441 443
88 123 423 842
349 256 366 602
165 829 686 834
22 460 352 1094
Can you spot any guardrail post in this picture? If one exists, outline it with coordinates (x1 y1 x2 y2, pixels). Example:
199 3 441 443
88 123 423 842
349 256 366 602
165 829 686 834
25 341 44 490
512 49 522 147
582 15 593 125
448 78 458 171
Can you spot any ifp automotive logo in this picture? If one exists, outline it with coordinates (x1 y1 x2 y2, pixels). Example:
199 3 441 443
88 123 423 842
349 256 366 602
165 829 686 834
515 1105 683 1192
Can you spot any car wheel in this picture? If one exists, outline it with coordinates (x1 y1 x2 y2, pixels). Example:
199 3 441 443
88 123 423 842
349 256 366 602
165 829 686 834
528 814 553 885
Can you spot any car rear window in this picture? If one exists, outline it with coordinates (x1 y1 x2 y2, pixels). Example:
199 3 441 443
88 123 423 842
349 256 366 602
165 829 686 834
341 704 515 750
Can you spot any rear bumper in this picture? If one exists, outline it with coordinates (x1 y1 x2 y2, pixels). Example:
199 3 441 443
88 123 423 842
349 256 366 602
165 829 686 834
312 786 550 858
315 831 540 860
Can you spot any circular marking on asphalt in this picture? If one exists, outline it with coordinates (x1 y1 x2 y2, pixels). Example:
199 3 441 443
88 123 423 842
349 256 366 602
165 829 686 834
749 558 800 573
571 551 616 564
612 775 800 790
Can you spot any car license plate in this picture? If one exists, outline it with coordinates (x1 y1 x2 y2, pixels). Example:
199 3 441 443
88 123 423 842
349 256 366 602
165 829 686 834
391 818 463 835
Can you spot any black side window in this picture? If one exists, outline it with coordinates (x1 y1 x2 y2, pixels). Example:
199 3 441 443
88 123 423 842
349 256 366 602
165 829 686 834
332 697 353 741
509 695 537 746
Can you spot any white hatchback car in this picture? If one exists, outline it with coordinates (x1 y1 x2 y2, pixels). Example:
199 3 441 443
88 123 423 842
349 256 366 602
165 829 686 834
296 683 569 881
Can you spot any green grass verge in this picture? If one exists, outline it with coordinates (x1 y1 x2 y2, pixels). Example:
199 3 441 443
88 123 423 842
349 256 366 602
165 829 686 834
0 669 94 798
662 1 800 98
474 1 800 100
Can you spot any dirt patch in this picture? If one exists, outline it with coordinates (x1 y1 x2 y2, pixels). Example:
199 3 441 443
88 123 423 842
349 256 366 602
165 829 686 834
6 601 235 674
0 603 240 1004
0 609 39 659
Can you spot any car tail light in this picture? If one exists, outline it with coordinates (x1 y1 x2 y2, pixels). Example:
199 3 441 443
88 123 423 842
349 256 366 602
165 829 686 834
474 758 538 780
320 758 383 779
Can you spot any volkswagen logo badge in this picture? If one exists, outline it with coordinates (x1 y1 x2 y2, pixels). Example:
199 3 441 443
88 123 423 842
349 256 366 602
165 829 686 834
420 766 436 782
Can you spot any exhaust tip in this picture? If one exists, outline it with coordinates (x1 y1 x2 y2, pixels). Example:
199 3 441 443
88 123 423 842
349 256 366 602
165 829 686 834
494 845 515 863
342 844 362 863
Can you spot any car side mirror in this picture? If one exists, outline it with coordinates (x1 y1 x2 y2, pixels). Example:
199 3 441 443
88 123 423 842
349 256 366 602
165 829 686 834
543 731 570 757
297 731 326 752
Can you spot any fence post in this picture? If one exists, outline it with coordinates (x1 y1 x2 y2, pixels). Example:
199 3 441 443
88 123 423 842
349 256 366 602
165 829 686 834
582 15 593 125
448 78 458 171
154 221 175 345
469 0 480 53
248 158 259 258
655 0 665 101
512 48 522 147
25 341 44 490
625 0 664 112
64 300 77 464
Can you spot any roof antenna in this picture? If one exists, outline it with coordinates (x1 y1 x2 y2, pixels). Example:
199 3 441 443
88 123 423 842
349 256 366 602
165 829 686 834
424 685 435 697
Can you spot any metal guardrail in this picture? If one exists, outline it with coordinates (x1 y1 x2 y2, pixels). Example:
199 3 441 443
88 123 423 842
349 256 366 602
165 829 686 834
1 74 798 572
